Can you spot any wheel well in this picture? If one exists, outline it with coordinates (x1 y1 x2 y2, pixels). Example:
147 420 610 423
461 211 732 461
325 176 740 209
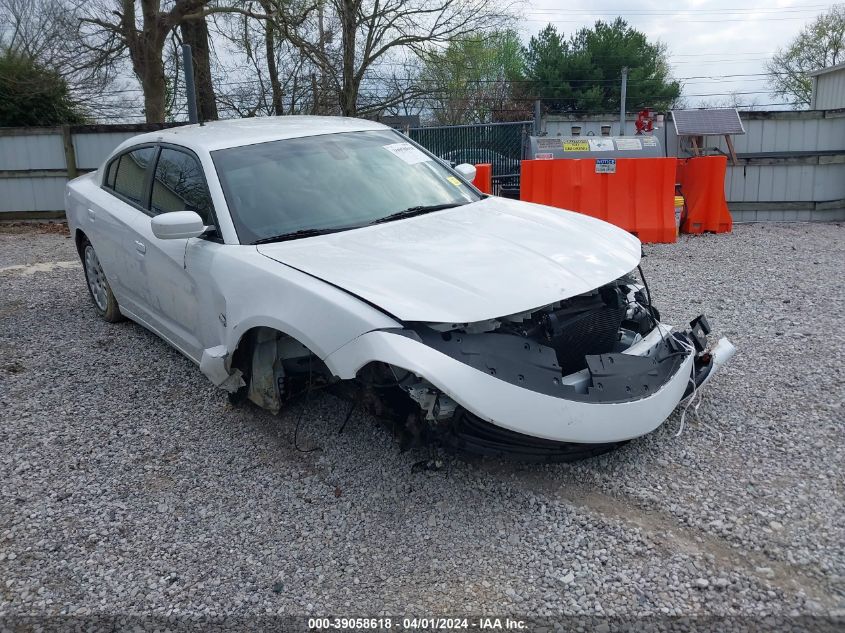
230 326 330 411
231 327 322 372
74 229 89 259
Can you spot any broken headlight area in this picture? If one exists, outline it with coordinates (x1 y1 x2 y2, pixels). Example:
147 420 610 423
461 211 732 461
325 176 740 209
355 272 721 461
406 274 687 402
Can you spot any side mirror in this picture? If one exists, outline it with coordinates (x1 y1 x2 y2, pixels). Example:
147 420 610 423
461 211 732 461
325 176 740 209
151 211 207 240
454 163 476 182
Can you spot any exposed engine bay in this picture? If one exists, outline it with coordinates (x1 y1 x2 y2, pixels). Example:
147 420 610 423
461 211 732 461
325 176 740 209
234 268 732 462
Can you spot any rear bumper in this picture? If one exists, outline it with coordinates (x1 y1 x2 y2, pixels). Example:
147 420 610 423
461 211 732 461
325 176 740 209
326 321 734 444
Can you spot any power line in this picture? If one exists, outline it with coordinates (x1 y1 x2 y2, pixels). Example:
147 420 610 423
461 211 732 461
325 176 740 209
523 3 830 14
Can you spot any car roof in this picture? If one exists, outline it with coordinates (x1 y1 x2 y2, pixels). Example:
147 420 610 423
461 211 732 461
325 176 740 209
112 116 391 157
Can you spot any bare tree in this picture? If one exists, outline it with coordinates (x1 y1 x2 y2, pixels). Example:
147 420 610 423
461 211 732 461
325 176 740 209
0 0 119 117
766 4 845 108
210 6 316 117
180 14 219 120
270 0 511 117
74 0 266 123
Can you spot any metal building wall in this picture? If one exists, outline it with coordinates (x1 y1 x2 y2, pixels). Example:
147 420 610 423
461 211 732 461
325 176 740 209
701 111 845 222
812 67 845 111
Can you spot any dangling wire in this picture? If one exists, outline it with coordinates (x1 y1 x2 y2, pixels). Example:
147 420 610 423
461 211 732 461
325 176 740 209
674 335 704 438
294 355 321 453
337 399 357 435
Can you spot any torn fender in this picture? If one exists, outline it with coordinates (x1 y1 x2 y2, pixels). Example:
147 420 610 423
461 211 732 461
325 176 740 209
200 345 244 393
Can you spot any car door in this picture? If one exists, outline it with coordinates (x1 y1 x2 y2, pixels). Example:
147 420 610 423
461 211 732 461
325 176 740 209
88 145 156 312
126 145 220 362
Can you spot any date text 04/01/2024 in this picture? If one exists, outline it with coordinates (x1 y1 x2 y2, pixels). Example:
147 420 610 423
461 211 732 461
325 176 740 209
307 617 528 630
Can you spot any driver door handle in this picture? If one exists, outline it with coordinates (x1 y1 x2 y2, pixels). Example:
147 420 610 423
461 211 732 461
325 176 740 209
134 240 146 254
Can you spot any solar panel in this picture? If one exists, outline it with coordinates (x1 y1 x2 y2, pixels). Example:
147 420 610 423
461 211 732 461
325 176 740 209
671 108 745 135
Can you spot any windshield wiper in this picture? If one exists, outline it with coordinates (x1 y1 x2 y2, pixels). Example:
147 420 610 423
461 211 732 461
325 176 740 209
370 202 468 225
252 227 347 245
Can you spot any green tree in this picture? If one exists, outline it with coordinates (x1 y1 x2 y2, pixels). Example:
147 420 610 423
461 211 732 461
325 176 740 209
524 19 680 114
421 30 526 123
0 50 86 125
523 24 601 113
766 4 845 107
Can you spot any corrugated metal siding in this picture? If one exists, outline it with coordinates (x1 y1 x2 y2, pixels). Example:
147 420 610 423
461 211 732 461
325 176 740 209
711 113 845 154
725 163 844 202
814 68 845 110
0 128 144 214
0 132 65 170
74 131 138 170
0 175 67 212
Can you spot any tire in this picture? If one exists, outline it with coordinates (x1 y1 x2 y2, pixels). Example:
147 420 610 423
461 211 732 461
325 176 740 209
80 238 123 323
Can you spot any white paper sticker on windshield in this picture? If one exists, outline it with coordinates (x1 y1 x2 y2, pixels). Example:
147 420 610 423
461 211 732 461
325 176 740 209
383 142 431 164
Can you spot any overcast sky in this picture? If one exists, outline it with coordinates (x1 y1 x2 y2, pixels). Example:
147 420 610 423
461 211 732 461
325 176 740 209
520 0 841 107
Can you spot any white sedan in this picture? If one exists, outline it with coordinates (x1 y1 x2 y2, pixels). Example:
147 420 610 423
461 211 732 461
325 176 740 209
65 116 734 461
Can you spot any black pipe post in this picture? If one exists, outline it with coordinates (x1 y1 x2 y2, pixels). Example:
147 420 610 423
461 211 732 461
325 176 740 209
182 43 199 125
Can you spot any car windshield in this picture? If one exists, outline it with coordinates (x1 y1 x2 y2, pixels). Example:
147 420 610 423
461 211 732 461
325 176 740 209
211 129 481 244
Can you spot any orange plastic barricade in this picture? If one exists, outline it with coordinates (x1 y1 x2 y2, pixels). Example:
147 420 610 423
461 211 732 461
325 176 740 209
472 163 493 194
520 157 678 244
676 156 732 234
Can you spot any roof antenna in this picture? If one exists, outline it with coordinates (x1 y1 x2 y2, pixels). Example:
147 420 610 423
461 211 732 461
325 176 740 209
181 43 203 126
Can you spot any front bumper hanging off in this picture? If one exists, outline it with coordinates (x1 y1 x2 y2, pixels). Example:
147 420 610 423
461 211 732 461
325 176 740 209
326 313 735 448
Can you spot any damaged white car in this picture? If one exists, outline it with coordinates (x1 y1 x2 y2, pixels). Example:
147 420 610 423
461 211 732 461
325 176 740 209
65 116 735 461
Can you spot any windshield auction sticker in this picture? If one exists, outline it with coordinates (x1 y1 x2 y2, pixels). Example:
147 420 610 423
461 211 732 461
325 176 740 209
446 176 463 186
383 142 431 164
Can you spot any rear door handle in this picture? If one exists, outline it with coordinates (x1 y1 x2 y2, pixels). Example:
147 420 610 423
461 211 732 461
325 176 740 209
134 240 146 254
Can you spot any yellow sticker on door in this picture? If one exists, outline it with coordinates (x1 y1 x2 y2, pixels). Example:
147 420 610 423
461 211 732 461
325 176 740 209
562 140 590 152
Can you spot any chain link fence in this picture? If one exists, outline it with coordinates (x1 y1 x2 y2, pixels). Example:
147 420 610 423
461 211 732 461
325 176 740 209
408 121 532 196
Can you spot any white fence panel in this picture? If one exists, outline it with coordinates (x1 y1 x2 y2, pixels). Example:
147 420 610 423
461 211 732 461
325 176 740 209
0 132 65 171
0 124 176 217
74 131 140 170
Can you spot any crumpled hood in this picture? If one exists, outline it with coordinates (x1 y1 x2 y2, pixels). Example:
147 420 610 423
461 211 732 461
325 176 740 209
257 196 641 323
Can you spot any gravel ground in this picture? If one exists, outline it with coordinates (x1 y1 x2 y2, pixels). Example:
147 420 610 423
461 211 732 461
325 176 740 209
1 222 843 627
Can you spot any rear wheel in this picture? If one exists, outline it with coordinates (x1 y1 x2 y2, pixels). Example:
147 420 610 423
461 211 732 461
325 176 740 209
81 239 123 322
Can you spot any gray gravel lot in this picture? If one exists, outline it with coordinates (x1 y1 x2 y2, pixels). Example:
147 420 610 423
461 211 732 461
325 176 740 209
1 222 843 623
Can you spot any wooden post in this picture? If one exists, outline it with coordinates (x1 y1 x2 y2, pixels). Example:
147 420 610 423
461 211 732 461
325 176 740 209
725 134 738 165
690 136 700 157
61 125 78 180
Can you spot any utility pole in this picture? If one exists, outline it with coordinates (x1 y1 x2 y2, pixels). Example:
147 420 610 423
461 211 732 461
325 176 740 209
619 67 628 136
317 0 326 114
182 44 199 125
533 99 542 136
